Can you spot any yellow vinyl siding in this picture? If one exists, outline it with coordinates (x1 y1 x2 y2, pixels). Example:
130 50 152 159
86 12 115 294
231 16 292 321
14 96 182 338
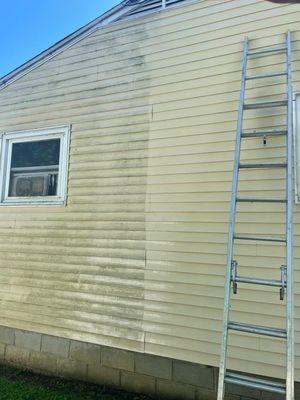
0 0 299 381
0 18 150 353
144 0 300 381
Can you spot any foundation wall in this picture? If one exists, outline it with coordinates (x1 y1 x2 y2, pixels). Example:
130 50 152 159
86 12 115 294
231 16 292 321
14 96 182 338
0 325 298 400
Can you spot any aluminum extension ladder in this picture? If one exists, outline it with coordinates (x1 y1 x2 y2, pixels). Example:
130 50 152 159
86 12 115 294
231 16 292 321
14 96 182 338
217 32 294 400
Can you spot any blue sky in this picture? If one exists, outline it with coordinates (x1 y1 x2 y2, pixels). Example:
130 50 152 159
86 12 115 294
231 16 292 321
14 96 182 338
0 0 121 78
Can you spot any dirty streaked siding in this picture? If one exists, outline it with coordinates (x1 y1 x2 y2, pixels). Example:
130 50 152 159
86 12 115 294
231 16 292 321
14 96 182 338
0 0 299 381
0 23 151 352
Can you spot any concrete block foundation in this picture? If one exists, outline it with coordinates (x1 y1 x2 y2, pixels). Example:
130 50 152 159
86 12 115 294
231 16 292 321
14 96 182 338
0 325 298 400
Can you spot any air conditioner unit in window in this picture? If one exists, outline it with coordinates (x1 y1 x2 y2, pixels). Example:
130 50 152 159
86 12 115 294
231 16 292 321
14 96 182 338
10 173 51 197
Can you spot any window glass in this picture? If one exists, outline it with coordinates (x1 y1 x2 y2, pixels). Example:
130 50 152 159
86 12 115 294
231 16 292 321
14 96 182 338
8 139 61 198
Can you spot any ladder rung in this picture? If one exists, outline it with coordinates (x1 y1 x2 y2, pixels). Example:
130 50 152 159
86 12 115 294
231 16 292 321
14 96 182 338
241 129 287 138
235 275 283 287
225 372 286 394
234 235 286 243
228 322 287 338
246 72 287 80
236 197 286 203
239 162 287 169
247 46 286 56
244 100 287 109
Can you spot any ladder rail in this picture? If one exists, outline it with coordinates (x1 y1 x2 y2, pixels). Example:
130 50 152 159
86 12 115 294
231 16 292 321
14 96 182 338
286 30 294 400
217 37 248 400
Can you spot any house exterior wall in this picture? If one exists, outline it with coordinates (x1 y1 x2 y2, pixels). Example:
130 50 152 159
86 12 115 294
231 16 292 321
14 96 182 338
0 0 299 389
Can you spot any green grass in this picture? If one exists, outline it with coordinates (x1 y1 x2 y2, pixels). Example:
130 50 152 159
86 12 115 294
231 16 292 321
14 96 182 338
0 365 155 400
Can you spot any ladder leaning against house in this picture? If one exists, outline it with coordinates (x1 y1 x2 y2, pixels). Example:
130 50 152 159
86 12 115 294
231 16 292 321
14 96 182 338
217 32 294 400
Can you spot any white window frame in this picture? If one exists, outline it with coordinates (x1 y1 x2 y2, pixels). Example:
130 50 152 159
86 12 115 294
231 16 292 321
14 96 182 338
0 125 70 206
294 93 300 203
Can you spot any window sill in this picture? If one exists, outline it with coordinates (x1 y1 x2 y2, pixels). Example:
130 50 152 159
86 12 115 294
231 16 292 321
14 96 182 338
0 197 67 206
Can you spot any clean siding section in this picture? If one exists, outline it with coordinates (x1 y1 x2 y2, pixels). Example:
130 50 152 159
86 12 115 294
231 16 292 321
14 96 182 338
143 0 300 381
0 0 299 381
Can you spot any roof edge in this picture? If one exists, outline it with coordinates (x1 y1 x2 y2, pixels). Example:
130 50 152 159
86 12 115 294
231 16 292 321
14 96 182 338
0 1 134 90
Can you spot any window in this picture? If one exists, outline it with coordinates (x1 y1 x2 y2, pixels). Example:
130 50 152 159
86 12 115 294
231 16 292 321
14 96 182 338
0 126 70 205
295 94 300 203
